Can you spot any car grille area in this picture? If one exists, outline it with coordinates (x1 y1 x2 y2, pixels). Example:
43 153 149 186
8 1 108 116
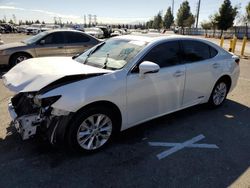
11 93 39 116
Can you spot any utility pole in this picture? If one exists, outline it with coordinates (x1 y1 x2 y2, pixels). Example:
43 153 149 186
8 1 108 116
93 15 97 26
172 0 174 15
88 14 92 26
196 0 201 28
84 15 86 26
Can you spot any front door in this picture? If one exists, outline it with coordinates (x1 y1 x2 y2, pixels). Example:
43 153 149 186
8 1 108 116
34 32 66 57
126 41 186 126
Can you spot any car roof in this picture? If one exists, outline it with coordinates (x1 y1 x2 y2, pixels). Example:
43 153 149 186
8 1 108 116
46 29 84 34
115 34 212 44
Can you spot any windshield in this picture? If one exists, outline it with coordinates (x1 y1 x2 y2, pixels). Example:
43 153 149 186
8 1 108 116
75 39 147 70
22 31 48 44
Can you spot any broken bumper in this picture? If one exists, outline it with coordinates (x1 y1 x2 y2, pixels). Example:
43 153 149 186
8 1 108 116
8 101 38 140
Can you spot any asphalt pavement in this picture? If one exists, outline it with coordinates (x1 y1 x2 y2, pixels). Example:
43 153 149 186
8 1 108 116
0 34 249 188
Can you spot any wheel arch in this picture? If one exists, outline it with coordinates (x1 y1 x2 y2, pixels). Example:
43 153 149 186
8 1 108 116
76 100 122 130
9 51 33 65
53 100 123 145
216 75 232 91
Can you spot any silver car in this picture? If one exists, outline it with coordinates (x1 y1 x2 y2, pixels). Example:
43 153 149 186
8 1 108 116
0 29 100 67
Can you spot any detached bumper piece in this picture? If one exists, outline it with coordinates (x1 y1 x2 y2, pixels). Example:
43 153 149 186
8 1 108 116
8 96 41 140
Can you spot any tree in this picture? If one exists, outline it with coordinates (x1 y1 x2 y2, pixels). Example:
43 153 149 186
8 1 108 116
163 7 174 29
215 0 238 37
209 14 219 37
146 20 154 29
8 19 14 24
176 1 195 29
35 20 40 24
201 21 212 36
153 12 163 30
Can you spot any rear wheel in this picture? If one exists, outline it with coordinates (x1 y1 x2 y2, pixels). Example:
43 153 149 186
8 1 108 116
67 107 117 152
9 53 31 67
208 80 229 107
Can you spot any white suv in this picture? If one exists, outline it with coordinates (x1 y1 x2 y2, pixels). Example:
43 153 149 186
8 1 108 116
3 35 240 152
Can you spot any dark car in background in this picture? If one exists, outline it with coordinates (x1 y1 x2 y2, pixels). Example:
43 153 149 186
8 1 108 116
0 23 17 33
96 25 112 38
0 29 100 67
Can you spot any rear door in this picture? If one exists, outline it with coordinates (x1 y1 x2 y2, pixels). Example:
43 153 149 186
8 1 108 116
63 32 95 56
34 32 66 57
181 40 221 107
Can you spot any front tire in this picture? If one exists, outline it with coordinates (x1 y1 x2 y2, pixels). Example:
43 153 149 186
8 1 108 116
208 80 229 107
67 107 117 152
9 53 31 67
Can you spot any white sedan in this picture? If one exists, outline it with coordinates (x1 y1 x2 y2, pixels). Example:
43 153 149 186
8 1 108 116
3 35 240 152
84 27 104 39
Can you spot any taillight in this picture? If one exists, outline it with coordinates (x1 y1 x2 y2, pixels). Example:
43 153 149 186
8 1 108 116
232 55 240 65
235 58 240 65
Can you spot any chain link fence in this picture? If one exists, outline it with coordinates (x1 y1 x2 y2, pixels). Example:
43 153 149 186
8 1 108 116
178 26 249 39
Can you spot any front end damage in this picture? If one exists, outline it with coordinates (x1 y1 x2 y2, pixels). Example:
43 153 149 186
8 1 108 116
8 92 71 143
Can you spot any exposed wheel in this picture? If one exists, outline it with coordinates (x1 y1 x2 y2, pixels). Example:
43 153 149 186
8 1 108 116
67 107 117 152
208 80 229 107
9 53 31 67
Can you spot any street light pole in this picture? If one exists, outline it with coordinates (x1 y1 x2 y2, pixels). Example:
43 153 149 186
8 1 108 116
196 0 201 28
172 0 174 15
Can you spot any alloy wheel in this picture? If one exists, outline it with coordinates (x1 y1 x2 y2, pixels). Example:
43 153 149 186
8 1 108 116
77 114 112 150
213 82 227 106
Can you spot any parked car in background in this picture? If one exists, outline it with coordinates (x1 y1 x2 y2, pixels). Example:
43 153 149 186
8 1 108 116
0 29 100 67
110 29 128 37
40 24 60 32
0 34 4 45
3 35 240 152
17 25 28 33
0 23 16 33
73 24 85 32
26 24 45 35
110 29 122 37
96 25 112 38
84 27 104 39
0 26 5 33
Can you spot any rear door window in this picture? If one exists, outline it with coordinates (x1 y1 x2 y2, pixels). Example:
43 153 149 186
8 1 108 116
64 32 90 43
181 40 210 63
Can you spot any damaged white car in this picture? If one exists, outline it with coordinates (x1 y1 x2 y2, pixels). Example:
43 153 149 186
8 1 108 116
3 35 240 152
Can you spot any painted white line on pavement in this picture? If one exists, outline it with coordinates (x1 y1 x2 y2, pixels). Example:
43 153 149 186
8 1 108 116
149 134 219 160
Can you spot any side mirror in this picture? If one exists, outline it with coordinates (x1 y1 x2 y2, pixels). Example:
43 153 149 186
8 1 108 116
139 61 160 77
39 40 45 45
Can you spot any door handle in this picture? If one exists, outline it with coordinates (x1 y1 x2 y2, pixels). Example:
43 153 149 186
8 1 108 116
173 71 185 77
213 63 220 69
57 46 64 49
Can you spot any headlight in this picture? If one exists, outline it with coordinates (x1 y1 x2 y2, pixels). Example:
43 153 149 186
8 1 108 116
34 95 61 108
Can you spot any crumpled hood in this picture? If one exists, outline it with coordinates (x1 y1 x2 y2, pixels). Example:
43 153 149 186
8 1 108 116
0 42 27 50
3 57 112 93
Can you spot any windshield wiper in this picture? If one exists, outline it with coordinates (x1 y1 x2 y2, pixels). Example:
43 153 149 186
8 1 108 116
84 42 105 64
